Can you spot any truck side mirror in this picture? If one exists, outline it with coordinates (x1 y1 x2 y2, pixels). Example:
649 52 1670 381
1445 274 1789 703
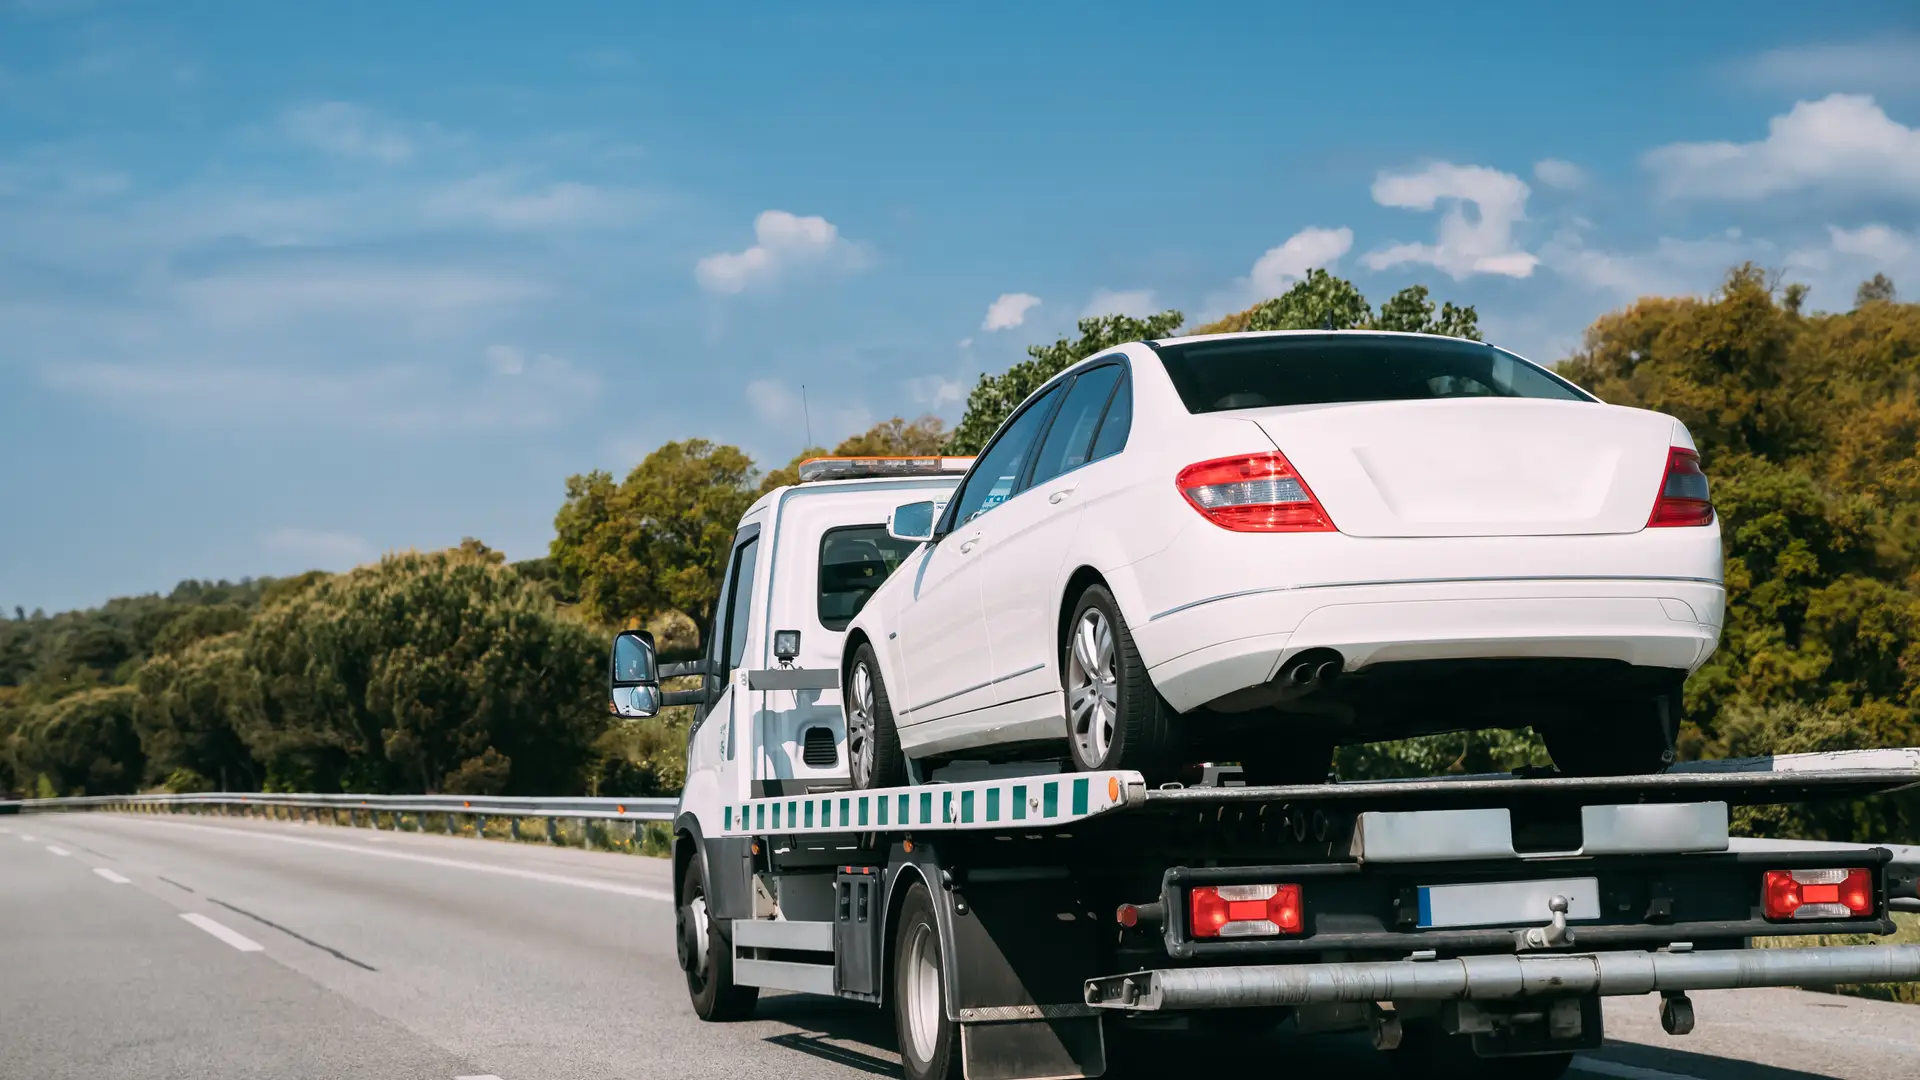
609 629 662 719
888 500 940 543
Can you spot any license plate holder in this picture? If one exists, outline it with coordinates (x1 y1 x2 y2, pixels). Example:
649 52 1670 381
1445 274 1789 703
1417 877 1600 929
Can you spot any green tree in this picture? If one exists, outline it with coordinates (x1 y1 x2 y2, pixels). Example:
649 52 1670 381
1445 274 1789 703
135 634 265 791
240 547 609 795
549 439 760 638
1856 273 1896 307
1194 271 1480 340
16 686 143 796
949 311 1186 454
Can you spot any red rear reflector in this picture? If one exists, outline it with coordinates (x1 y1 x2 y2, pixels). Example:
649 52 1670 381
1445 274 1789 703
1188 883 1303 938
1648 447 1713 527
1177 453 1335 532
1762 868 1873 921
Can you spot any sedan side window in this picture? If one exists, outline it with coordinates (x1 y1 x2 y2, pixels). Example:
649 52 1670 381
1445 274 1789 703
1088 369 1132 462
1028 365 1123 489
947 383 1064 527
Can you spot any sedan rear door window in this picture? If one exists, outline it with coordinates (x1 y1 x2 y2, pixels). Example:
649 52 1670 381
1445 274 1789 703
1156 335 1591 414
1028 364 1124 488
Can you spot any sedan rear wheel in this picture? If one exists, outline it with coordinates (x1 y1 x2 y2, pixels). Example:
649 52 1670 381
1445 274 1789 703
1063 585 1181 782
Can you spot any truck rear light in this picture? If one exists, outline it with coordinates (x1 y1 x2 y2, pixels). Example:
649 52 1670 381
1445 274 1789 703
1177 453 1335 532
1762 868 1873 921
1188 883 1303 938
1648 447 1713 527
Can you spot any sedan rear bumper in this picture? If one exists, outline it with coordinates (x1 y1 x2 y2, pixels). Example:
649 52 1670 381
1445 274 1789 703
1137 578 1724 714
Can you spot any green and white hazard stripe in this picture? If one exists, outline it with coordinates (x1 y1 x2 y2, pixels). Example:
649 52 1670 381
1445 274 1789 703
718 771 1144 838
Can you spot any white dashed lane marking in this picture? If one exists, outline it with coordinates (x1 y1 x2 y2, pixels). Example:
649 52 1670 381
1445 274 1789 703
455 1075 505 1079
17 833 36 842
179 913 265 953
46 845 70 856
93 867 131 884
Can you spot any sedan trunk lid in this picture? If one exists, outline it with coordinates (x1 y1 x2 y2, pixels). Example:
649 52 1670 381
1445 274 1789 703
1246 398 1680 537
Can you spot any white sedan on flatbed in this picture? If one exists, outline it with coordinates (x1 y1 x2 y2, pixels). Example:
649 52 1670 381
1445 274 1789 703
840 330 1723 787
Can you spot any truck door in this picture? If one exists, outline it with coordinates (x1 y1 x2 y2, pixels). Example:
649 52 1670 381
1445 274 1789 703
687 526 760 803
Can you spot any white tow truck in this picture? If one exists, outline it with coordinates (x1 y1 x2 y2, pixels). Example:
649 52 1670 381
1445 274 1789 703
607 457 1920 1080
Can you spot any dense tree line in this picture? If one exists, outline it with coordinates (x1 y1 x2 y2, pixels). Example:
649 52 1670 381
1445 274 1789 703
7 269 1915 845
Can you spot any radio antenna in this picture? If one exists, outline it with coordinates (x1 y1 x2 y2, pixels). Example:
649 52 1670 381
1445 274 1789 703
801 384 814 448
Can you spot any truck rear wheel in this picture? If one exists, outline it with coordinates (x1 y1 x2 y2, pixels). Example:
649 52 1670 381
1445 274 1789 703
893 882 961 1080
1063 585 1181 783
848 644 907 790
680 854 757 1021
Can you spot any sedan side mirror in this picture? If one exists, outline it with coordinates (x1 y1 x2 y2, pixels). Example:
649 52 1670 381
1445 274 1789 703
888 500 942 543
609 629 662 719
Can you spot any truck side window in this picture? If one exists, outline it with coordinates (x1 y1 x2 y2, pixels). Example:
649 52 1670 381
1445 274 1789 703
818 525 920 631
723 536 759 672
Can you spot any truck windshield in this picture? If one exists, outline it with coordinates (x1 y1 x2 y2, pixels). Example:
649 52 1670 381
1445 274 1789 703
1156 334 1591 413
818 525 921 631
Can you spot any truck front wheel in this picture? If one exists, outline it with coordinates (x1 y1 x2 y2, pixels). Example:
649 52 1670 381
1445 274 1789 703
680 854 757 1022
893 882 961 1080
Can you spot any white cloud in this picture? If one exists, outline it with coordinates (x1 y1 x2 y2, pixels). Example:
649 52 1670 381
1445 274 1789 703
982 292 1041 331
1734 39 1920 94
1540 224 1765 300
695 210 861 294
43 353 598 431
1248 226 1353 297
1829 223 1914 265
263 527 375 566
172 263 543 324
1533 158 1587 190
424 173 646 230
1364 162 1539 279
744 378 870 445
1643 94 1920 201
906 374 966 412
279 102 414 164
485 344 526 375
1081 288 1156 318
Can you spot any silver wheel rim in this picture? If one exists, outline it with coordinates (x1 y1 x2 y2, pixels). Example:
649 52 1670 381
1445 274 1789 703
688 892 710 975
848 662 876 787
1066 607 1119 766
903 920 941 1063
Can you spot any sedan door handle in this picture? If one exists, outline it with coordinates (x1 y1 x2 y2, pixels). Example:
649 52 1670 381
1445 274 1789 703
1048 488 1077 505
958 533 982 554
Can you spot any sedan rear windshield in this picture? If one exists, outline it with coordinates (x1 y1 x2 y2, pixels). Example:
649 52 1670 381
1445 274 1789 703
1156 334 1592 414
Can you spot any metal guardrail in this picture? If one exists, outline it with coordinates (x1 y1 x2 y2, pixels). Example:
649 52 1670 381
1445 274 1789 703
0 790 677 831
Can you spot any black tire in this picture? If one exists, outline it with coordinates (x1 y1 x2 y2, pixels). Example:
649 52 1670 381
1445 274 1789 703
847 644 907 790
893 883 962 1080
679 854 757 1022
1062 584 1182 783
1391 1022 1572 1080
1543 693 1675 777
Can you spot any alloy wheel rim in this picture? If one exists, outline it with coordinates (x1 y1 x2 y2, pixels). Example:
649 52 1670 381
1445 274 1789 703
848 662 876 786
1066 608 1119 766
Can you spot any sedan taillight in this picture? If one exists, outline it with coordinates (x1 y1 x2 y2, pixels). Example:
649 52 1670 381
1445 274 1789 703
1177 452 1336 532
1648 447 1713 527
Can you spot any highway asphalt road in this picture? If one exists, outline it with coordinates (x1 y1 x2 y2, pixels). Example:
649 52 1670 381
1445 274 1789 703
3 812 1916 1080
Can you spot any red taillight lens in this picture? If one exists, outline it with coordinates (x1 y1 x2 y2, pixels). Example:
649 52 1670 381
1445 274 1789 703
1762 868 1873 921
1188 883 1303 938
1648 447 1713 527
1177 452 1335 532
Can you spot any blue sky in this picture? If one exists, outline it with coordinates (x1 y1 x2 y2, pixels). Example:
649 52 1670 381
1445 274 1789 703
3 1 1918 613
